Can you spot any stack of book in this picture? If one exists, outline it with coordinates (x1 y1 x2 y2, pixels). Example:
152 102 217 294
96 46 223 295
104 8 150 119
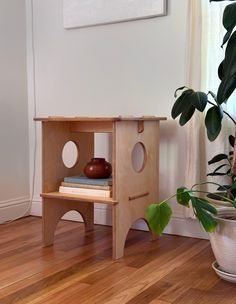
59 175 112 198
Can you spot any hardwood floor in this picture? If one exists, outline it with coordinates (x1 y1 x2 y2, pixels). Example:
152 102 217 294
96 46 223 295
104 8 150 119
0 216 235 304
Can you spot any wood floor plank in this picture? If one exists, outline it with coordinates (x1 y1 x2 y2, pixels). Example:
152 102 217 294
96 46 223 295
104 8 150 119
0 216 234 304
77 242 209 304
16 282 90 304
173 288 226 304
149 300 170 304
158 247 218 303
0 238 113 303
125 281 172 304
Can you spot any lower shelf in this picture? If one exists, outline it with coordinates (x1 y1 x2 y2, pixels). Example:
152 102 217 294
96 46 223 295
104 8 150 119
41 192 118 205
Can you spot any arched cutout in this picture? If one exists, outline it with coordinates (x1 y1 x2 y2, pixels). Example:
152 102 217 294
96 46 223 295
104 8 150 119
131 142 147 172
61 210 84 222
62 141 79 168
115 218 150 253
59 209 94 233
121 218 154 255
131 217 150 231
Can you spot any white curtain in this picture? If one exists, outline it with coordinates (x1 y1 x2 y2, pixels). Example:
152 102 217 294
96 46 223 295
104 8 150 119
184 0 202 217
184 0 234 218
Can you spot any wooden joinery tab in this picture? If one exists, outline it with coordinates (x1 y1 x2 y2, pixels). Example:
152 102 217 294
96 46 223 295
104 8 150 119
138 121 144 133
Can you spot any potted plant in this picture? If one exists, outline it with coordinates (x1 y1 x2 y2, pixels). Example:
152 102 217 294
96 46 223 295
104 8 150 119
147 0 236 281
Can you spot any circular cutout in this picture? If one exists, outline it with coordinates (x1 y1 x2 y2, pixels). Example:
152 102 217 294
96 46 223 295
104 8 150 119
131 142 146 172
62 141 79 168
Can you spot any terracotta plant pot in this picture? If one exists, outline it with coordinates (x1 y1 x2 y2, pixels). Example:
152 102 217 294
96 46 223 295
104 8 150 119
84 158 112 179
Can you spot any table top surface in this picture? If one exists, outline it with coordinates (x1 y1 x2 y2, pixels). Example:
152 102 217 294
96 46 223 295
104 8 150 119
34 116 167 122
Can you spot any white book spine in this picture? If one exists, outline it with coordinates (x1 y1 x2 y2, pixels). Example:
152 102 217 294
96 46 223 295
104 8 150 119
59 186 111 198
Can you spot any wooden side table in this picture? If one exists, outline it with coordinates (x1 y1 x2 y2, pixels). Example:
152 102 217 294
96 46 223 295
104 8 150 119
35 116 166 259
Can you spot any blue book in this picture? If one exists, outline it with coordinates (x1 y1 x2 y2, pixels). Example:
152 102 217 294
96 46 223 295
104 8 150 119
64 175 112 186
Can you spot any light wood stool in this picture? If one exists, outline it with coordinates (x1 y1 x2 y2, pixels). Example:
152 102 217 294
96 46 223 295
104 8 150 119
35 116 166 259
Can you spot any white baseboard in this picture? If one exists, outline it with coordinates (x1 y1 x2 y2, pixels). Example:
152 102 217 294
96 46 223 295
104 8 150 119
30 198 208 239
0 196 31 223
132 216 208 239
30 197 43 216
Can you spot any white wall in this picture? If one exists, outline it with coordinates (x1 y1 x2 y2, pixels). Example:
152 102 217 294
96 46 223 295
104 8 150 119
31 0 187 117
0 0 30 222
28 0 207 238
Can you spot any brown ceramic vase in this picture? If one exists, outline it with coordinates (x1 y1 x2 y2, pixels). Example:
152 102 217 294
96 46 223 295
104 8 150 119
83 158 112 179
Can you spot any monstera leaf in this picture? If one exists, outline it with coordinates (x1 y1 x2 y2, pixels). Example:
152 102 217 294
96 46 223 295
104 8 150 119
146 187 219 235
191 197 218 233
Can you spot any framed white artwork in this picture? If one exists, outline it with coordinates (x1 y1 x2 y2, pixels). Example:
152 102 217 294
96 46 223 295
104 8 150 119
63 0 167 29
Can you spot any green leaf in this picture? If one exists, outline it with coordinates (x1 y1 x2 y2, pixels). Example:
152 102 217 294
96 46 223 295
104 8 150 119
171 89 194 119
222 29 233 47
229 135 235 147
179 104 195 126
217 31 236 103
191 197 217 233
172 90 207 121
195 207 218 233
214 164 229 171
208 153 228 164
205 106 223 141
146 202 172 235
174 86 188 98
207 172 228 176
223 3 236 32
217 73 236 104
190 91 208 112
210 0 236 2
195 198 218 215
221 3 236 46
208 91 217 101
217 185 231 191
207 164 229 176
218 60 224 80
176 187 191 207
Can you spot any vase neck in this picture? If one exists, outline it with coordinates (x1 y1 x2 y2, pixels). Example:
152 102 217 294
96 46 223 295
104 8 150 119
92 158 105 162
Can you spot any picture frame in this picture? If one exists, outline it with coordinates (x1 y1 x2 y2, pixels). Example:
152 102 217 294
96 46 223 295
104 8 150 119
63 0 167 29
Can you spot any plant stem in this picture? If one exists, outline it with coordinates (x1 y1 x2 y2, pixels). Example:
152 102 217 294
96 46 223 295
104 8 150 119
159 184 235 208
190 189 234 204
191 181 235 203
223 111 236 125
191 181 223 190
159 194 177 205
